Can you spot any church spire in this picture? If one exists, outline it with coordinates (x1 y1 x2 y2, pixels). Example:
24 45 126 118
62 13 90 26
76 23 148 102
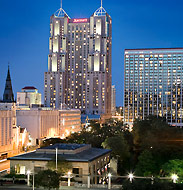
3 65 14 103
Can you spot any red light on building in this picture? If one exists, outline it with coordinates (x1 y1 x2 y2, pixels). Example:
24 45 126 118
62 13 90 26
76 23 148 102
71 18 88 23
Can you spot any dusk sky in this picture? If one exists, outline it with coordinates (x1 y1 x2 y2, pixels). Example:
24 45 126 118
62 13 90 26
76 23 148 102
0 0 183 106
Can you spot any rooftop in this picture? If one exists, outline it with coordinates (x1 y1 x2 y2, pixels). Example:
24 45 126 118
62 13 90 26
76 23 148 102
9 144 111 162
125 47 183 51
40 143 86 150
22 86 37 90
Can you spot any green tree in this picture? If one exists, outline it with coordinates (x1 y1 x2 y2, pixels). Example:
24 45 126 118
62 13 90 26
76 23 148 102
161 159 183 181
102 135 130 160
34 169 60 190
47 158 72 174
135 150 156 176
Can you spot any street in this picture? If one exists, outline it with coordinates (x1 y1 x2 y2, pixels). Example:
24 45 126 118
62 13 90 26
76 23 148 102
0 160 10 173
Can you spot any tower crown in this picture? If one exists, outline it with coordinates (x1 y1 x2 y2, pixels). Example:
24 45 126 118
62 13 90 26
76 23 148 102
94 0 107 16
54 0 70 18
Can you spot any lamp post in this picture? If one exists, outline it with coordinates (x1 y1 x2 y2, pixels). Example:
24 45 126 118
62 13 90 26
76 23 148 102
171 174 178 183
27 170 31 186
33 172 35 190
108 173 112 190
128 173 134 183
56 148 58 171
88 175 91 189
68 172 71 186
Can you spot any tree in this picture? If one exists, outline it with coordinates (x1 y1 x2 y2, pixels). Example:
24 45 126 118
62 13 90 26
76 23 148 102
135 150 156 176
47 157 72 174
102 135 130 160
34 169 60 190
102 135 130 174
161 159 183 182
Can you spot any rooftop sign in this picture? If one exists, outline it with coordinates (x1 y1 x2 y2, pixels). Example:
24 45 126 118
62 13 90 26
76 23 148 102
70 18 89 23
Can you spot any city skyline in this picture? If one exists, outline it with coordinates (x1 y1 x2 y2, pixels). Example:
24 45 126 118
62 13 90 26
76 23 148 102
0 0 183 106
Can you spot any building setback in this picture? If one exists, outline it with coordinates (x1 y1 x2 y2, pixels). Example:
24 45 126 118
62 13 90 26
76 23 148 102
44 3 112 116
124 48 183 127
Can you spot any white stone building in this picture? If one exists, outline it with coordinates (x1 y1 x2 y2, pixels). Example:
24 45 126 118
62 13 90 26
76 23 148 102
17 86 41 107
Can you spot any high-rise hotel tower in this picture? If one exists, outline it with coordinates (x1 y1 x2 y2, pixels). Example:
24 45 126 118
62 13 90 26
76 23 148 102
44 2 112 115
124 48 183 127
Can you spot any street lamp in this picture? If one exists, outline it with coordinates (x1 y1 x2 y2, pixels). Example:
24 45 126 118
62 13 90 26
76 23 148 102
128 173 134 183
68 172 72 186
171 174 178 183
27 170 31 186
108 173 112 189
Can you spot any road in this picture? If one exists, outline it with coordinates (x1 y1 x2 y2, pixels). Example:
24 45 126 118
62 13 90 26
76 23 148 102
0 160 10 173
0 150 36 173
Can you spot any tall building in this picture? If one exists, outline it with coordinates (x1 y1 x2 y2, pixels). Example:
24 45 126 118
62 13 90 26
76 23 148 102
44 2 112 116
124 48 183 127
111 85 116 115
17 86 42 107
3 66 14 103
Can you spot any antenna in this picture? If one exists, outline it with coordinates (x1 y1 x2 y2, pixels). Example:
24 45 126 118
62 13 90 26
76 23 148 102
101 0 103 8
8 62 10 69
61 0 62 9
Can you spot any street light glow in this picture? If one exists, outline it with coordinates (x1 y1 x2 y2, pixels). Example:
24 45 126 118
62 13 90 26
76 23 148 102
68 171 72 175
27 170 31 175
128 173 134 179
171 174 178 183
108 173 112 177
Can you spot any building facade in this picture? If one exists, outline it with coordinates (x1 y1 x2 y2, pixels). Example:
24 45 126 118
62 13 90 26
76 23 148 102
44 3 112 116
16 107 81 145
9 144 111 184
17 86 42 107
0 103 16 157
124 48 183 127
111 85 116 115
59 109 81 139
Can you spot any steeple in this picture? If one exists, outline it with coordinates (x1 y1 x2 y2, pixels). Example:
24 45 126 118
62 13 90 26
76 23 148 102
54 0 70 18
3 65 14 103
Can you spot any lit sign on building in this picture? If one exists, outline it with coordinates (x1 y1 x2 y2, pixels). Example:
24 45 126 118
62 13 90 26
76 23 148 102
70 18 89 23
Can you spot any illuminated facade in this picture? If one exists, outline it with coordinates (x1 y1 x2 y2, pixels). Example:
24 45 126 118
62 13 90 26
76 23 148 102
111 85 116 115
44 3 112 115
0 103 16 157
59 109 81 139
16 107 81 145
124 48 183 127
17 86 42 107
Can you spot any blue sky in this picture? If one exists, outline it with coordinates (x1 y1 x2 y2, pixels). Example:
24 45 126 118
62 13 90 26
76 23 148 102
0 0 183 106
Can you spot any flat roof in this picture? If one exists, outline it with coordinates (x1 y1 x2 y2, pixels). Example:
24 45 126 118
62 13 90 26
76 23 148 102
9 147 111 162
125 47 183 51
39 143 87 150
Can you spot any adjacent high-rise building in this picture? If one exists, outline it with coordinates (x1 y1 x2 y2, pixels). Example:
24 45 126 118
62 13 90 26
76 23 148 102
111 85 116 115
44 2 112 116
124 48 183 127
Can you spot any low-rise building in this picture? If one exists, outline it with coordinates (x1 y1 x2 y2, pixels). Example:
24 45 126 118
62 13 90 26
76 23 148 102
59 109 81 139
17 86 41 107
16 107 81 145
9 144 111 184
0 103 17 158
